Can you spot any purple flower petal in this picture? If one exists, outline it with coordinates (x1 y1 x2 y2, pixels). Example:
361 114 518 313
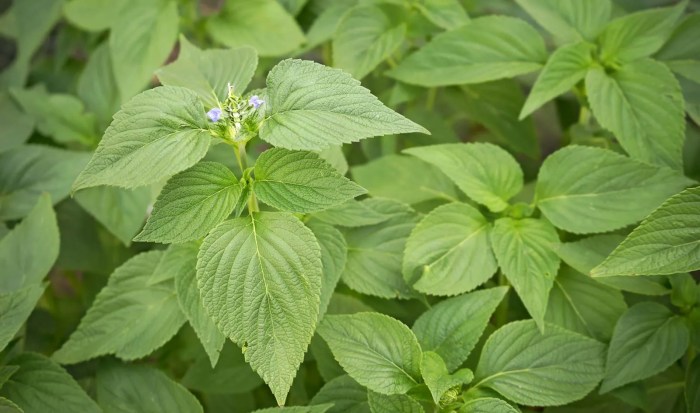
207 108 222 122
249 95 264 109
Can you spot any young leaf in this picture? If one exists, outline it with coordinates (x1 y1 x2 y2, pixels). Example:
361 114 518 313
592 186 700 277
459 397 519 413
421 351 473 404
586 59 685 170
0 353 101 413
260 59 428 151
134 162 241 243
307 221 347 320
387 16 546 87
97 363 203 413
475 320 606 406
310 375 369 413
491 218 560 330
412 287 508 372
367 391 424 413
52 251 186 364
75 186 150 246
253 148 366 213
403 202 497 296
72 86 212 191
181 342 263 395
196 212 322 404
515 0 611 42
0 284 45 351
404 143 523 212
600 302 690 393
520 42 594 119
536 146 693 233
415 0 469 30
0 193 58 292
318 312 422 395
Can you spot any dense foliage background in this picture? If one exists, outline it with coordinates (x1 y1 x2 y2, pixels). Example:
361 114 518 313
1 0 700 412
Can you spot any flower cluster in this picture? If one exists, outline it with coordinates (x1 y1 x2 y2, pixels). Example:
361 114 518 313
206 82 265 142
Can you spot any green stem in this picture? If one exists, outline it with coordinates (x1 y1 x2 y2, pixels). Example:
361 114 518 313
234 141 248 175
425 87 437 110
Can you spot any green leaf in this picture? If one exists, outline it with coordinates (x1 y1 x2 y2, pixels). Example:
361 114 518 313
0 92 33 153
341 199 418 299
545 267 626 341
173 242 225 367
475 320 606 406
109 0 178 99
134 162 240 243
515 0 611 43
416 0 469 30
592 186 700 277
656 13 700 82
536 146 693 233
491 218 560 330
318 312 422 395
206 0 304 57
73 86 212 191
586 58 685 170
63 0 125 31
0 397 22 413
305 3 355 50
77 42 120 130
0 194 58 293
97 363 203 413
0 145 90 220
181 342 263 395
598 1 686 64
403 202 497 296
196 212 322 404
0 353 101 413
404 143 523 212
686 355 700 413
254 405 333 413
387 16 546 87
311 199 392 228
412 287 508 372
307 221 347 320
260 59 428 151
0 284 45 351
157 36 258 108
600 302 690 393
351 155 457 205
332 4 406 80
367 391 424 413
421 351 473 404
459 398 519 413
52 251 186 364
75 186 150 246
253 148 365 213
520 42 594 119
310 375 370 413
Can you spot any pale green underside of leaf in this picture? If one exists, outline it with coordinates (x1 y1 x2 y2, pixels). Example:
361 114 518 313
475 320 606 406
586 59 685 170
592 186 700 277
367 391 424 413
491 218 560 331
515 0 611 43
253 148 365 213
260 59 428 151
412 287 508 372
73 86 212 191
309 374 370 413
0 284 45 352
460 397 520 413
52 251 186 364
388 16 546 87
600 302 689 393
134 161 240 243
404 143 523 212
196 212 322 405
75 186 150 246
318 312 422 395
403 202 497 296
536 146 694 234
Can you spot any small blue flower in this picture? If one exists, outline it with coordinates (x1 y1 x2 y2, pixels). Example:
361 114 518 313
249 95 264 109
207 108 222 122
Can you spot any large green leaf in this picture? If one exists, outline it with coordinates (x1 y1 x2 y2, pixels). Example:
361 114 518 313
536 146 693 233
0 284 45 352
253 148 365 213
600 302 690 393
307 221 347 320
0 194 58 293
592 186 700 276
196 212 321 404
475 320 606 406
52 251 186 364
459 398 519 413
181 342 263 395
73 86 212 191
332 4 406 79
318 313 422 395
412 287 508 372
261 59 427 151
586 59 685 170
0 353 101 413
0 145 90 220
515 0 611 42
387 16 546 87
206 0 304 56
403 203 497 296
491 218 560 330
75 186 150 246
310 375 370 413
97 363 203 413
157 36 258 108
134 162 241 243
63 0 126 31
404 143 523 212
